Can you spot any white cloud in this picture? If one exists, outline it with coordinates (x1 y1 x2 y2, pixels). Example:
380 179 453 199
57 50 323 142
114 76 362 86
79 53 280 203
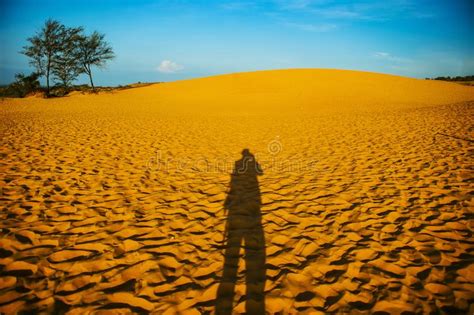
157 60 183 73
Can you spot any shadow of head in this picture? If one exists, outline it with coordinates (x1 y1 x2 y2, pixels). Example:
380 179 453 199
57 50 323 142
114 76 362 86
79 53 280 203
242 148 251 156
236 148 263 176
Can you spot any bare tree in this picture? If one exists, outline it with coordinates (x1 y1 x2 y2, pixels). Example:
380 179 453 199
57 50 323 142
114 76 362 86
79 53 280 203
77 31 114 91
22 19 66 96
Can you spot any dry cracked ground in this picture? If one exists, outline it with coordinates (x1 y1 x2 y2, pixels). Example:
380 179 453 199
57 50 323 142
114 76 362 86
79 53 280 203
0 91 473 314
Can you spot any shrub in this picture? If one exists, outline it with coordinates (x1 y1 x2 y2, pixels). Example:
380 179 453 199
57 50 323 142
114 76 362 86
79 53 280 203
0 72 41 98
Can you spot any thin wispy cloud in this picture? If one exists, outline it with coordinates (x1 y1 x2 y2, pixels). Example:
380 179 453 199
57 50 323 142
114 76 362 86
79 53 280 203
157 60 184 73
309 7 362 19
373 52 412 63
275 0 322 10
284 22 337 32
274 0 435 21
374 52 390 58
220 1 435 35
220 1 258 10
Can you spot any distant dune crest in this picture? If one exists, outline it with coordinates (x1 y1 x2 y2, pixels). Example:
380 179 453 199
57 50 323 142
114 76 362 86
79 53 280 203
114 69 474 114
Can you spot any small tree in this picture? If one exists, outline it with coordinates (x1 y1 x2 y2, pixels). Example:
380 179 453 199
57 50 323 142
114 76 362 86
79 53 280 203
77 31 114 91
22 19 66 96
51 26 83 90
22 20 115 96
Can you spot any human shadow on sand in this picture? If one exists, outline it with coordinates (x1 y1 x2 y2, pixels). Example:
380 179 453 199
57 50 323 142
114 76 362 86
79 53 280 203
216 149 266 315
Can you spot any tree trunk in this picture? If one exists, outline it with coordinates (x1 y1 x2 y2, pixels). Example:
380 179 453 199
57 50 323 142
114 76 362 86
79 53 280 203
89 72 95 91
46 72 50 96
46 57 51 97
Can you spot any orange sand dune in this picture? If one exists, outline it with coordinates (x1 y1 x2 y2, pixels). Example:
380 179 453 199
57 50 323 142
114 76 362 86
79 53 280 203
130 69 474 113
0 69 473 314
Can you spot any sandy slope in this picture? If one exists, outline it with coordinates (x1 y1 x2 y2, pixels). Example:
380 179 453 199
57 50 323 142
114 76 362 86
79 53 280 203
0 69 473 314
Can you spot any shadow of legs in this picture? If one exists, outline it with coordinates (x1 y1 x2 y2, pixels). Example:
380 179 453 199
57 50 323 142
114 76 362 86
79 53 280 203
216 231 241 315
244 228 266 314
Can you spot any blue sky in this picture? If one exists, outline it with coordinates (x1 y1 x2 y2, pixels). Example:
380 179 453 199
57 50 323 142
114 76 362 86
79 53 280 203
0 0 473 86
